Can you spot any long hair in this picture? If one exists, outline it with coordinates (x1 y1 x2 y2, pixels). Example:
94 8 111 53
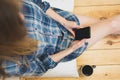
0 0 38 79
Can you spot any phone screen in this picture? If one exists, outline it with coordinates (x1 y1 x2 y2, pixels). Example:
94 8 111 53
74 26 91 40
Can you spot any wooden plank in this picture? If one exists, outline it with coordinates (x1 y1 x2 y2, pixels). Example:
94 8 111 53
77 49 120 65
74 5 120 18
78 65 120 80
89 35 120 50
75 0 120 6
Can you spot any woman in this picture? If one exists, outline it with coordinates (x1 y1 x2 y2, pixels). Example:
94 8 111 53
0 0 120 79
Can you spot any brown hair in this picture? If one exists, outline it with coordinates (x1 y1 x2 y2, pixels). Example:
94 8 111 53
0 0 38 79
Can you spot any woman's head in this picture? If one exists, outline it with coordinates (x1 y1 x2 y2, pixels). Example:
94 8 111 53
0 0 38 56
0 0 26 44
0 0 38 79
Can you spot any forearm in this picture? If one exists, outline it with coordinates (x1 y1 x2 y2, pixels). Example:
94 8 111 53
50 39 86 62
46 8 80 34
46 8 66 25
50 48 73 62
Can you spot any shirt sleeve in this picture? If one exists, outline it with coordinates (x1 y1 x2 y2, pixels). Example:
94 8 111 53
3 54 58 76
22 54 58 76
31 0 50 12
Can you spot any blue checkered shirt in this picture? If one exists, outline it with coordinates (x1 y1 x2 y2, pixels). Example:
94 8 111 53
3 0 88 77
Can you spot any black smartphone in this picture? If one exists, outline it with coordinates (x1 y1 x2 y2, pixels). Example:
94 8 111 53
74 26 91 40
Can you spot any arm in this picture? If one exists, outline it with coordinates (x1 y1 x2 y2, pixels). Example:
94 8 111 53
46 8 66 26
46 8 80 36
46 8 80 29
50 39 86 62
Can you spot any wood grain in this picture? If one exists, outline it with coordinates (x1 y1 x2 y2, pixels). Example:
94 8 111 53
75 0 120 6
89 35 120 50
74 5 120 18
77 49 120 65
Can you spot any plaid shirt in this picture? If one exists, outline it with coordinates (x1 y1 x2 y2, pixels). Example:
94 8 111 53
3 0 88 77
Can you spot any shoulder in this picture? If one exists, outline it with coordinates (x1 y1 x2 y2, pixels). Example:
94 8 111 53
21 0 41 11
21 0 43 18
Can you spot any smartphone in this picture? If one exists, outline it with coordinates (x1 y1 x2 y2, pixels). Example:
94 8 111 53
74 26 91 40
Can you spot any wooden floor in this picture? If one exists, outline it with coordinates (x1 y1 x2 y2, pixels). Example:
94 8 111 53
21 0 120 80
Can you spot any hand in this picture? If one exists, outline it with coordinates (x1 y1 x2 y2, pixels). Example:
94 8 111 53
61 20 80 37
62 20 80 29
69 39 86 51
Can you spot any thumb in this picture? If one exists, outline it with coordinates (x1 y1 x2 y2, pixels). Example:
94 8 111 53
67 28 75 37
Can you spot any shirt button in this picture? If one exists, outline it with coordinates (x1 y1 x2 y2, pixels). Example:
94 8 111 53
52 32 55 34
35 28 37 30
19 64 27 74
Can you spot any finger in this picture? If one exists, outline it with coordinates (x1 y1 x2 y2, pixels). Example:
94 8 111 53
67 29 75 37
